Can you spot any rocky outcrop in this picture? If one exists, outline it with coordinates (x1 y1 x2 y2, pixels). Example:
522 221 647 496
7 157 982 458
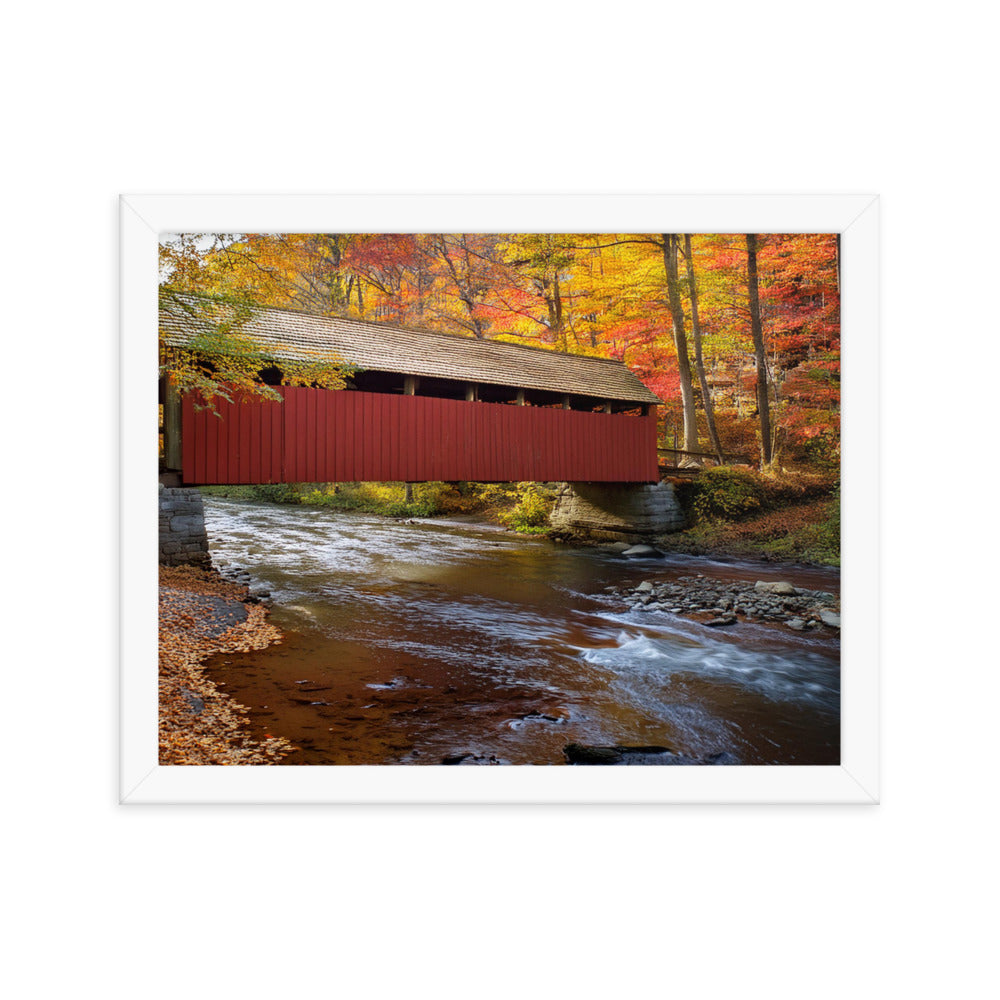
550 482 685 540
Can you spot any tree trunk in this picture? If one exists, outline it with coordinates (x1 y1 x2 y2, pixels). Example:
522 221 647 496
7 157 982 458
745 233 773 467
662 234 699 463
683 235 725 464
552 273 566 351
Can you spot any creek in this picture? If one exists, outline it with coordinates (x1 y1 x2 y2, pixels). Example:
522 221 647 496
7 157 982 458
202 496 840 765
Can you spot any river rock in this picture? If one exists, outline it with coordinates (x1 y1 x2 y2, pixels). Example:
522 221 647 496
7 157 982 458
180 687 205 715
564 743 738 765
636 580 654 592
755 581 798 595
605 542 632 553
564 743 669 764
786 618 808 630
705 615 737 627
820 610 841 628
622 544 661 558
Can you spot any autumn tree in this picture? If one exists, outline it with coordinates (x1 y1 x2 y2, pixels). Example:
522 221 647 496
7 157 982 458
745 233 773 466
683 235 724 463
158 288 351 408
498 234 580 350
415 234 514 338
662 234 699 461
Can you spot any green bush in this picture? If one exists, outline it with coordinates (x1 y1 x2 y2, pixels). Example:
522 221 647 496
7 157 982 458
499 483 553 532
688 467 766 522
251 483 300 504
293 482 443 518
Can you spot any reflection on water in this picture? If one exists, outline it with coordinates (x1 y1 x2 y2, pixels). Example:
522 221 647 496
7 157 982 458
203 497 840 765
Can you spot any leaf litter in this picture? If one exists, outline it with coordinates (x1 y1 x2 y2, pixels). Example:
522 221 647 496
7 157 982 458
159 564 293 765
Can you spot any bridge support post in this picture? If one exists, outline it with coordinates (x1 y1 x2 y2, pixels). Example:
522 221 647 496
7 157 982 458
159 485 211 568
550 482 685 540
163 376 182 472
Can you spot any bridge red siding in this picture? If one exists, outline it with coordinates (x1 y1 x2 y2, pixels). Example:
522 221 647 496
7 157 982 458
181 388 658 485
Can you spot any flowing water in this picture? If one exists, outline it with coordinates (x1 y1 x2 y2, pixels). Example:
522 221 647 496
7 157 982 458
202 497 840 765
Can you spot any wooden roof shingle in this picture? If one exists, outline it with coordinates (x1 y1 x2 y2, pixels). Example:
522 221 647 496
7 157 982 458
160 295 662 405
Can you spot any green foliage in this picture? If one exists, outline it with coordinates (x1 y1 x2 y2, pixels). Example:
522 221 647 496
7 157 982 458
801 430 841 472
498 483 554 532
661 475 840 565
201 483 308 504
159 288 355 414
251 483 301 504
202 479 558 531
757 506 840 566
295 482 439 517
688 467 766 522
204 481 480 519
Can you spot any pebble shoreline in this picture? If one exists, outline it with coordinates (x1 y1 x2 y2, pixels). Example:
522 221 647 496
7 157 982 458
606 573 840 630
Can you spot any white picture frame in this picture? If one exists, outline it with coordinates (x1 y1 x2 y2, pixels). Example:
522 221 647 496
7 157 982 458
121 193 879 804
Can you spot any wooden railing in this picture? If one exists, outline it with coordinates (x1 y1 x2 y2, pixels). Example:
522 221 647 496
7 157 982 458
657 447 754 473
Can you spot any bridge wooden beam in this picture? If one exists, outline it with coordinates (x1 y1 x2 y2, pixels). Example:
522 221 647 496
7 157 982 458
403 375 420 396
515 388 525 406
465 383 478 402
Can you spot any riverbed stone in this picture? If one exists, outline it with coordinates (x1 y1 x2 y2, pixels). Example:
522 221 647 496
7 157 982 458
820 610 841 628
180 687 205 715
787 618 808 630
611 571 839 631
755 581 798 595
622 544 661 557
564 743 738 765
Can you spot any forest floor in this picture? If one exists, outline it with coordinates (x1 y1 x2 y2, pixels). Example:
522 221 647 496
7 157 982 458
655 497 839 566
159 565 293 764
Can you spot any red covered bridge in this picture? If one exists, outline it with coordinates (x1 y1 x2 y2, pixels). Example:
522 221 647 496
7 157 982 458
160 299 662 485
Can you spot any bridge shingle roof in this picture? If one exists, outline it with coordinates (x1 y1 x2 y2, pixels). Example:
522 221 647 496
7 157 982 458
160 296 662 405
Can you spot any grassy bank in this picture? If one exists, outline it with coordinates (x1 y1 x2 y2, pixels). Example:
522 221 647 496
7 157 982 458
200 480 555 533
659 468 840 566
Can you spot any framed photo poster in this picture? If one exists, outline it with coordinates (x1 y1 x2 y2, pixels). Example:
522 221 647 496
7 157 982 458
121 193 879 803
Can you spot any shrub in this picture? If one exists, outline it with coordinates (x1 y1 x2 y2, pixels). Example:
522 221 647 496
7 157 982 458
688 467 766 522
499 483 553 532
251 483 301 504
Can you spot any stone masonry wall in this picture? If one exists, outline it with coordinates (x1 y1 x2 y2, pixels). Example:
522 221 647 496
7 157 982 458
159 485 211 567
550 481 685 539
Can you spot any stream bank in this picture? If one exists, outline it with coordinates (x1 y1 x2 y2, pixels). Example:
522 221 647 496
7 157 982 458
158 564 293 764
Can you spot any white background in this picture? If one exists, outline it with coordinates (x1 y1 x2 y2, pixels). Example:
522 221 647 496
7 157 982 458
4 3 995 998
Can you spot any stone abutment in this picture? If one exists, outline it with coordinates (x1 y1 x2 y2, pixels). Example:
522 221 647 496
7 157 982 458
549 481 685 541
159 485 210 567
